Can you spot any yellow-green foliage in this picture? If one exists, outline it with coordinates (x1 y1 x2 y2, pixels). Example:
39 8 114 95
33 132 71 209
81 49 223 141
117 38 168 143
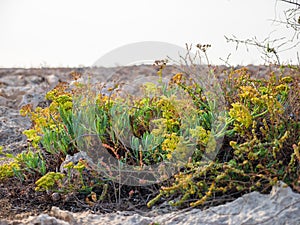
19 68 207 166
147 66 300 208
229 102 252 132
190 126 211 145
161 133 180 159
35 172 65 191
20 82 73 150
0 161 20 180
12 65 299 208
22 129 42 149
0 148 46 180
35 160 102 194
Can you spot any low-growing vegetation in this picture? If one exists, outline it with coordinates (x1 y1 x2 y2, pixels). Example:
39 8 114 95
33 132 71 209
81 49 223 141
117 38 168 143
0 59 299 212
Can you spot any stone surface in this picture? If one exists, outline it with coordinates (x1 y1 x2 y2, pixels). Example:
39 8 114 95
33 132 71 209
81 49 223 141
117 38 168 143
45 74 60 90
60 151 94 173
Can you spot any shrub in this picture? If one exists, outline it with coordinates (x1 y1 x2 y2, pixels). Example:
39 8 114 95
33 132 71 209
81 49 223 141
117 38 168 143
148 66 300 207
3 62 298 209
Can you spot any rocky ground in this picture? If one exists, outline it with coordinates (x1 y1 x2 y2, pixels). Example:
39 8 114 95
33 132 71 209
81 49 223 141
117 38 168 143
0 65 299 224
0 182 299 224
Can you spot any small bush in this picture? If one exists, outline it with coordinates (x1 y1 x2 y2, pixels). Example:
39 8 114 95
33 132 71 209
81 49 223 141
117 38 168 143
1 62 298 210
148 66 300 207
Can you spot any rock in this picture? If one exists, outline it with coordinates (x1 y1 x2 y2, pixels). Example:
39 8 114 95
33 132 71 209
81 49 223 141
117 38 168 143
0 86 31 99
154 181 300 225
0 96 8 106
12 69 27 76
0 106 31 154
51 193 61 202
45 74 59 87
18 93 47 109
26 214 70 225
60 151 94 173
49 207 76 224
24 75 44 85
0 75 27 86
0 220 12 225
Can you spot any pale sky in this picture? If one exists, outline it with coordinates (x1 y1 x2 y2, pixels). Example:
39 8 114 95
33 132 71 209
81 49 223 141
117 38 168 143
0 0 298 67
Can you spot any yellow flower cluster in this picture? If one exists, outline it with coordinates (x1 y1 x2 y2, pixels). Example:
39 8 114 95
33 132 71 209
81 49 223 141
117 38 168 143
63 161 74 169
142 82 159 96
275 84 288 92
96 94 111 107
46 82 73 111
45 82 69 101
35 171 65 191
229 102 253 132
239 86 258 99
280 76 293 83
190 126 211 146
20 106 55 148
73 161 85 173
170 73 183 84
156 96 178 119
260 94 284 115
20 81 77 149
162 133 180 159
0 161 20 180
22 129 42 148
